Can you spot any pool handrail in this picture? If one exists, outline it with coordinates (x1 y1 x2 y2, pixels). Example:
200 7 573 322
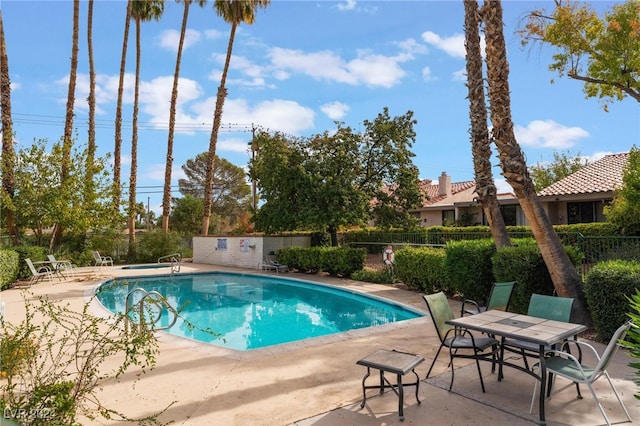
158 253 181 273
125 288 179 333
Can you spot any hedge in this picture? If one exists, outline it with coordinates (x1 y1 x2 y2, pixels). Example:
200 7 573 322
394 246 447 292
444 239 496 302
276 247 365 277
584 260 640 341
0 250 20 290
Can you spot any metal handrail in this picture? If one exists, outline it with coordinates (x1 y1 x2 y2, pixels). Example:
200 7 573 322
125 287 179 333
158 253 181 273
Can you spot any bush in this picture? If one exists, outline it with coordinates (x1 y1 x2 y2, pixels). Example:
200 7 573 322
584 260 640 341
394 246 447 292
492 239 582 314
350 268 394 284
620 288 640 399
276 247 365 277
12 246 48 280
0 250 20 290
135 231 186 264
444 239 495 302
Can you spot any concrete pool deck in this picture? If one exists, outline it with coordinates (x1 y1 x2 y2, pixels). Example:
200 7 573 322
1 263 638 426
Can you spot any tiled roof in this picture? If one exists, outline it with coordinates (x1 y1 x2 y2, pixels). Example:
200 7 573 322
537 152 629 197
419 178 476 207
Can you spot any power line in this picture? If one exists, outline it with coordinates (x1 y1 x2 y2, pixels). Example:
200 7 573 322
12 113 253 133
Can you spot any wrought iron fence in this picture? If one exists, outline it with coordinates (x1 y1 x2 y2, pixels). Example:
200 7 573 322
342 231 640 275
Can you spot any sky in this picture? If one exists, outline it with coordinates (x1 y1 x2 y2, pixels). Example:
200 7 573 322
2 0 639 215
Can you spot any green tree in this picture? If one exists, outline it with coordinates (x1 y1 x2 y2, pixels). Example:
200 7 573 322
605 146 640 235
178 152 251 231
170 194 207 236
0 8 18 244
529 150 590 191
483 0 590 326
162 0 207 232
251 109 423 244
518 0 640 106
202 0 270 235
13 140 118 246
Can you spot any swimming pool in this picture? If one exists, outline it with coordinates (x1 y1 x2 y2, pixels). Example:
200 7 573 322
120 264 172 270
95 272 424 350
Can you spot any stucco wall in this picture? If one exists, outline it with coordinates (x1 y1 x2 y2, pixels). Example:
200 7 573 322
193 235 311 268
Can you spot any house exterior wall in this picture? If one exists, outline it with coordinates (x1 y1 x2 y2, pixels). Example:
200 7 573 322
193 235 311 268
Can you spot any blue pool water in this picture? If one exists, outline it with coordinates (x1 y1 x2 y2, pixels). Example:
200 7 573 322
95 272 423 350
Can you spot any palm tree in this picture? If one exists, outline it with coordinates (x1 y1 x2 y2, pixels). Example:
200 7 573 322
162 0 208 232
85 0 97 201
128 0 165 261
114 1 132 212
463 0 510 247
0 9 18 244
50 0 80 251
482 0 590 325
201 0 270 235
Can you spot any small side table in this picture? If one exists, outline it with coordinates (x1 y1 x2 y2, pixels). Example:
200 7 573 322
357 349 424 421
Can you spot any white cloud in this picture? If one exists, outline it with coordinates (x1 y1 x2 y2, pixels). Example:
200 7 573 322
204 29 224 40
268 47 409 88
321 101 350 120
337 0 357 11
452 68 466 81
396 38 428 55
421 31 466 58
159 29 201 52
515 120 590 149
143 163 185 182
422 66 434 81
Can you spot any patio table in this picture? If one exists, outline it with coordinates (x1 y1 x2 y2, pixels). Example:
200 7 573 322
446 310 586 425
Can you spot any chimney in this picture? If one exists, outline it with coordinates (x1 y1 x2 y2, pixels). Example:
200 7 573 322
438 172 451 197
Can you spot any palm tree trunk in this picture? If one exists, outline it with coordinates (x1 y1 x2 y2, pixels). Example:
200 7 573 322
51 0 79 251
483 0 591 326
114 0 132 212
128 18 141 262
85 0 97 205
163 0 191 232
202 22 237 235
464 0 510 248
0 9 18 244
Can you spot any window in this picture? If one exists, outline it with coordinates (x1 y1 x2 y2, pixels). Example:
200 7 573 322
442 210 455 226
567 202 595 224
500 205 517 226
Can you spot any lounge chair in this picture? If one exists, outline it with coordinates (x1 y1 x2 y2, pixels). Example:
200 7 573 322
47 254 78 278
25 258 56 285
92 250 113 267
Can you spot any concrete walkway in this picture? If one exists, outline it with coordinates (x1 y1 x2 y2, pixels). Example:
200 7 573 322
0 264 637 426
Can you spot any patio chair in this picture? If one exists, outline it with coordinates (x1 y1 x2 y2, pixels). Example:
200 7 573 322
47 254 78 278
423 291 499 393
460 281 516 316
500 293 574 373
529 321 634 426
25 258 56 285
92 250 113 267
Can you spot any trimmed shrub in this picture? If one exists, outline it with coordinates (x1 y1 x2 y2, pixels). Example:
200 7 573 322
584 260 640 341
350 268 394 284
492 239 583 314
395 246 447 292
0 250 20 290
276 247 365 277
444 239 495 302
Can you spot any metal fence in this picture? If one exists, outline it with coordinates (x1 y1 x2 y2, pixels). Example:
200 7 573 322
342 231 640 275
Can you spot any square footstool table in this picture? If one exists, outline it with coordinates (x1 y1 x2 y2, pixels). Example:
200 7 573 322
356 349 425 421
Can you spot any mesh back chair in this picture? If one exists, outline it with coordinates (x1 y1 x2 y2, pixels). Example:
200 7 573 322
423 292 499 393
529 321 633 426
500 294 574 376
460 281 517 316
